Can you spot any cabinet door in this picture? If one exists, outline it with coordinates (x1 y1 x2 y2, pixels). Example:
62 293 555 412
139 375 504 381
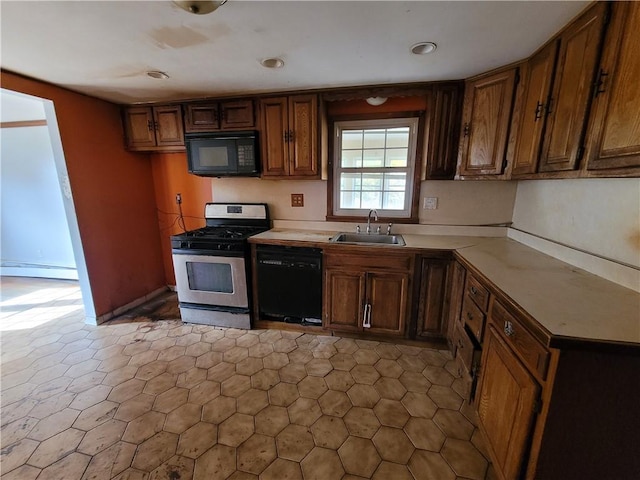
220 100 255 130
153 106 185 147
123 107 156 149
585 1 640 171
324 268 365 332
416 258 449 339
539 2 607 172
458 69 517 176
425 84 462 179
184 103 219 132
288 95 318 177
477 325 540 480
367 271 409 337
511 41 559 176
260 97 289 176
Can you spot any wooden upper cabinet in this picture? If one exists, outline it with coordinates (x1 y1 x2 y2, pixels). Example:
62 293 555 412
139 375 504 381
511 41 559 177
123 105 184 151
425 83 463 179
259 94 319 178
585 1 640 172
538 2 608 172
477 325 540 480
184 100 254 133
457 68 517 176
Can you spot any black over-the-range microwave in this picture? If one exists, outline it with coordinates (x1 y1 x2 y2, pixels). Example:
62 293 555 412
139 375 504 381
185 131 260 177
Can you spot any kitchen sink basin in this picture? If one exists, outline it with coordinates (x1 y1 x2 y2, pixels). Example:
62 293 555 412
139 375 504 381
330 232 406 246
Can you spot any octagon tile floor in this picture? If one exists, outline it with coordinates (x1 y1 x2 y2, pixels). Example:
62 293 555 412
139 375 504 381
0 277 496 479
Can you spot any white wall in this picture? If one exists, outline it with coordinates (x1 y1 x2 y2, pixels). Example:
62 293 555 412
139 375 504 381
0 125 77 276
212 178 518 225
512 179 640 268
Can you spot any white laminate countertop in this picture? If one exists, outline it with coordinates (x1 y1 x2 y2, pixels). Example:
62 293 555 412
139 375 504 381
250 229 640 348
456 238 640 347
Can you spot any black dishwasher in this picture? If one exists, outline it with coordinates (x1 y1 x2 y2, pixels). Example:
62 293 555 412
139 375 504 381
256 245 322 325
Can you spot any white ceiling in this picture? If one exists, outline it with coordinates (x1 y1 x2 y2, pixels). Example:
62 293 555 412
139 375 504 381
0 1 589 105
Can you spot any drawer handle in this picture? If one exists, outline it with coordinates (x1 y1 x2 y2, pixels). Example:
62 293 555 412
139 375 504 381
504 320 515 338
457 339 464 349
470 286 478 295
466 312 473 321
363 303 372 329
476 329 482 340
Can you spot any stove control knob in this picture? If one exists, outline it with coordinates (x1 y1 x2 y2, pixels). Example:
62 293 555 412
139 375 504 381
225 244 232 251
181 241 188 249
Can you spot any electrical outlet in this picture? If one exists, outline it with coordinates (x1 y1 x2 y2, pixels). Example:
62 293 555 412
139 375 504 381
291 193 304 207
423 197 438 210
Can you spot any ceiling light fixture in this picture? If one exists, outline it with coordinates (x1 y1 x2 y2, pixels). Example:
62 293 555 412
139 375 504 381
173 1 226 15
147 71 170 80
365 97 388 106
261 58 285 69
411 42 437 55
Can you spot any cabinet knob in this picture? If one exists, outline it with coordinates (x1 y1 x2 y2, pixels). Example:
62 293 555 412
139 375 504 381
147 120 154 131
284 130 289 142
463 123 470 137
470 286 478 295
504 320 515 338
289 129 295 142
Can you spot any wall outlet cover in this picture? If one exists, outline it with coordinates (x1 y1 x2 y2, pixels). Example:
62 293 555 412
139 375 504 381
424 197 438 210
291 193 304 207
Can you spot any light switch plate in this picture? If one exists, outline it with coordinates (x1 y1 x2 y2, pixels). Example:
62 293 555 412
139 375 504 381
291 194 304 207
423 197 438 210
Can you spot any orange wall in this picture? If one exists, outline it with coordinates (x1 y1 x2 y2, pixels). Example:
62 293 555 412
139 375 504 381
1 71 166 316
150 152 212 285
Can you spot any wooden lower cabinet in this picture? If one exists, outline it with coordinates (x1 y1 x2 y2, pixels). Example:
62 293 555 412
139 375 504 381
477 324 540 480
323 251 412 337
415 257 450 339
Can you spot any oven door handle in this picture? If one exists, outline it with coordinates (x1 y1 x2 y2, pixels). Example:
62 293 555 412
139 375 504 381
172 248 244 257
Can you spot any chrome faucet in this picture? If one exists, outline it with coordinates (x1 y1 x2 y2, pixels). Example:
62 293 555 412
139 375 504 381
366 209 378 234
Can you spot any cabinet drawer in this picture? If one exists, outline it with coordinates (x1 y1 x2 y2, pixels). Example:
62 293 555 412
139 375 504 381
324 252 412 272
490 300 549 380
465 274 490 311
452 322 480 374
462 294 485 344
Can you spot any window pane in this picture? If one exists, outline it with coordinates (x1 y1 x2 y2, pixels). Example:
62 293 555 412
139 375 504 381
340 191 361 209
386 128 410 148
361 173 383 191
340 173 361 190
384 173 407 191
362 191 382 209
363 130 385 148
342 130 363 149
363 149 385 168
341 150 362 168
383 192 406 210
385 148 408 167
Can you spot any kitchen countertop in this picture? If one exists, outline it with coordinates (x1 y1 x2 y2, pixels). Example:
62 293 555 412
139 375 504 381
249 229 640 349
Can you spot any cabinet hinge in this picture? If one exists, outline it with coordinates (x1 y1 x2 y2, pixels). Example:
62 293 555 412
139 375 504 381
576 145 585 161
533 397 543 414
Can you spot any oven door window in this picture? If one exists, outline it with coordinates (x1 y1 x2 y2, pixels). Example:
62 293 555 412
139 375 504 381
186 261 233 293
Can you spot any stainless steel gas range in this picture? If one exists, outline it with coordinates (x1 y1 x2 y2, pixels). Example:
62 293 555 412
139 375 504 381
170 203 270 328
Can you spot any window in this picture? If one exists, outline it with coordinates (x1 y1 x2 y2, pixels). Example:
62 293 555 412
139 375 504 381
332 117 419 218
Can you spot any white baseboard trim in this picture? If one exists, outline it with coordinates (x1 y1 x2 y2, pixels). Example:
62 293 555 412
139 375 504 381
91 286 169 326
0 266 79 280
508 228 640 293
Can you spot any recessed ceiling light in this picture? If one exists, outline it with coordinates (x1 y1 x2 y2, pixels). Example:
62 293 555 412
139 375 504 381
147 71 170 80
261 58 285 69
411 42 437 55
173 1 226 15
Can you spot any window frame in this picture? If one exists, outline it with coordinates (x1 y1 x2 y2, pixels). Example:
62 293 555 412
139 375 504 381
327 114 423 222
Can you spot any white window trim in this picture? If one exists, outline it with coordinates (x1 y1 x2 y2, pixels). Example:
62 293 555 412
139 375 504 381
333 117 419 218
